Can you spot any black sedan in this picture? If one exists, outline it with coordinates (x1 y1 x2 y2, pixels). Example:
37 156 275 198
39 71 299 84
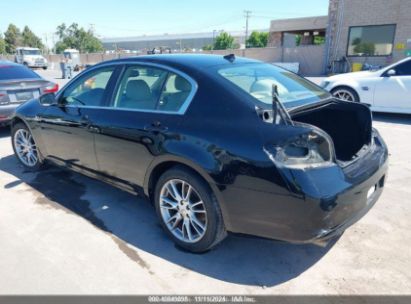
0 61 58 126
10 54 388 253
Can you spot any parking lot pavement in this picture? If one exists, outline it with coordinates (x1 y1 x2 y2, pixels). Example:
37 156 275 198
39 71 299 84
1 114 411 294
35 69 76 89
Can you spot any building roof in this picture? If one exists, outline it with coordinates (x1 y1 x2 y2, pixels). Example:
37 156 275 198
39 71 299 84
101 30 268 43
270 16 328 32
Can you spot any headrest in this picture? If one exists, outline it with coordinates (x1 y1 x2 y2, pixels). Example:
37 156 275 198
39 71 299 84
125 80 152 101
128 69 140 77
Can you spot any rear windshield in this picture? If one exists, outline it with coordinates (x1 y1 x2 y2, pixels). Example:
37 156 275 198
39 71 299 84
0 65 40 81
218 63 330 109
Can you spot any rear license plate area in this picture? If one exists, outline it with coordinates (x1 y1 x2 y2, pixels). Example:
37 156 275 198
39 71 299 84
14 90 35 102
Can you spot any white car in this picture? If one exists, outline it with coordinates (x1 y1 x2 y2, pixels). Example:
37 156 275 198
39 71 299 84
322 57 411 114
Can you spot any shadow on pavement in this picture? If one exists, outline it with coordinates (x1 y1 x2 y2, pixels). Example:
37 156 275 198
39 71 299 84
0 154 336 287
373 112 411 125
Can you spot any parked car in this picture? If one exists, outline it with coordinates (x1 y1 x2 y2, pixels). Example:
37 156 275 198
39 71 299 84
0 61 58 126
15 47 48 70
322 57 411 114
10 54 388 253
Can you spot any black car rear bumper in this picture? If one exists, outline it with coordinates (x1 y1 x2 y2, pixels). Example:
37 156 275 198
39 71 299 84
220 132 388 244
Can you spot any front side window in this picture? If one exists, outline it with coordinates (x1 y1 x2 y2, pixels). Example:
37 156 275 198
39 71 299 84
62 67 115 106
347 24 396 57
218 63 330 109
113 65 193 112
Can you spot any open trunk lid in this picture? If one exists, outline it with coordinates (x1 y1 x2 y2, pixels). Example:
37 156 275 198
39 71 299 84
289 100 373 165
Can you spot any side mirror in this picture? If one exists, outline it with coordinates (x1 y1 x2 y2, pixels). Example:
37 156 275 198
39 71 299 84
386 69 396 77
39 93 57 106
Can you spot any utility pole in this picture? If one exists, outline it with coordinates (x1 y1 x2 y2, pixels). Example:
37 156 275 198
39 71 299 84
244 10 252 48
89 23 95 34
212 29 217 50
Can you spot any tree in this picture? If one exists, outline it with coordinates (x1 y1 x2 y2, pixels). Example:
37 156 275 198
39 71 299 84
213 32 236 50
4 23 22 54
202 44 213 51
0 34 6 54
22 26 44 50
54 23 103 53
246 31 268 48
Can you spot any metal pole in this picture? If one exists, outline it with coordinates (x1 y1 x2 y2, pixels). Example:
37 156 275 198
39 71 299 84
244 10 252 48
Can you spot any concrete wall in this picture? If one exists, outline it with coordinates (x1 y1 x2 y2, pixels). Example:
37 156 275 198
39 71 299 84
327 0 411 68
1 46 325 76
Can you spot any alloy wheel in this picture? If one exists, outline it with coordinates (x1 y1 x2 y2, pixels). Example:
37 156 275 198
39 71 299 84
13 129 38 167
333 89 356 102
159 179 207 243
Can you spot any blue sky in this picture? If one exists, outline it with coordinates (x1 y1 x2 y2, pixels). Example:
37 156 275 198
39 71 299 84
0 0 329 41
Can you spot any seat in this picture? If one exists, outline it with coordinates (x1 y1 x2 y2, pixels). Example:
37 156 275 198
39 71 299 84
118 79 155 110
160 76 191 111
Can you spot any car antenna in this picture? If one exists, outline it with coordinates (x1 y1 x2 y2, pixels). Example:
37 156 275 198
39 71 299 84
223 54 236 63
272 84 293 125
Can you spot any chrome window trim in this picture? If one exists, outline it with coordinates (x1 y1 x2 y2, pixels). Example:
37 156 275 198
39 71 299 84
57 61 198 115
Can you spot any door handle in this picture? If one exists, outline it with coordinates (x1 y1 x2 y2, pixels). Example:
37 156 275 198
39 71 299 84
80 115 91 125
88 126 101 134
144 121 168 132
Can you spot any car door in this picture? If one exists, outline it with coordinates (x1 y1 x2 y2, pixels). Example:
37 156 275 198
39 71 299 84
37 65 119 172
374 60 411 110
89 64 196 187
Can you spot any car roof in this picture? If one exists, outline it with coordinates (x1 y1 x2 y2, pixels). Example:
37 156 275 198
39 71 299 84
96 54 261 71
16 47 40 50
0 60 23 67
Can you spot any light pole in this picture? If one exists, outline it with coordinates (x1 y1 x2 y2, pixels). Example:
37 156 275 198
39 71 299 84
212 30 217 50
244 10 252 48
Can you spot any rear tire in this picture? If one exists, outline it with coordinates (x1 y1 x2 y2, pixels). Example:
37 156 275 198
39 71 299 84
154 166 226 253
331 87 360 102
11 122 44 171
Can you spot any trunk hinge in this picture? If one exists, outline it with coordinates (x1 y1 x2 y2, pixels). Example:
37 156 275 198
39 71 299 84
272 84 293 126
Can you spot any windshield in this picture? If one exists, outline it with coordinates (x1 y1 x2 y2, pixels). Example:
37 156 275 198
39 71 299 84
22 49 41 55
218 63 330 108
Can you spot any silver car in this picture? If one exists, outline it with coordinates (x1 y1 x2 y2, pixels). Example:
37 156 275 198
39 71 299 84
0 61 58 126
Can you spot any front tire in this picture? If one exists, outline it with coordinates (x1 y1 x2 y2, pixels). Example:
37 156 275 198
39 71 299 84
154 166 226 253
331 87 360 102
11 122 44 171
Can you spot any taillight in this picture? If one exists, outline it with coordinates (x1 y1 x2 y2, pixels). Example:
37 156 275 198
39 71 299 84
43 83 59 94
264 126 335 169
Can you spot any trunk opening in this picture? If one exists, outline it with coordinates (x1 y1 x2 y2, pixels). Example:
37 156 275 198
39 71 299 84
290 101 372 162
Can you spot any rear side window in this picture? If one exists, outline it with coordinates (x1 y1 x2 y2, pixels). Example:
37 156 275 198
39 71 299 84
0 65 40 80
113 65 193 113
159 74 192 112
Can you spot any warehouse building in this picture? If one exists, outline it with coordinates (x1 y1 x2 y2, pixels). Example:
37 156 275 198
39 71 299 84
101 31 252 53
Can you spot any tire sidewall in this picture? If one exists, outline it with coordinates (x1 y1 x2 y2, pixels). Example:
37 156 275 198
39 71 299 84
11 122 43 171
154 167 225 253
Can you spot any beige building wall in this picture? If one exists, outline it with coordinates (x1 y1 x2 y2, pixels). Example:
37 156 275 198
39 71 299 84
327 0 411 67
